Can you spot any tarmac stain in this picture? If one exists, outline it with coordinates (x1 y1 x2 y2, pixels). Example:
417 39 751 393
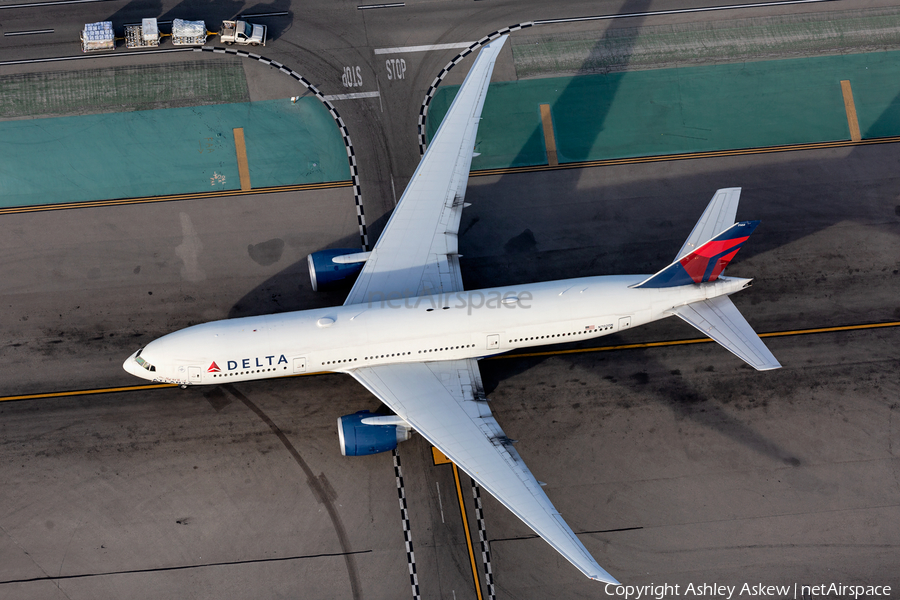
175 213 205 282
248 238 285 266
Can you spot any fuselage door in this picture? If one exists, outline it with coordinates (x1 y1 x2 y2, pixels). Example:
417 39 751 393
487 334 500 350
188 366 202 383
293 357 307 374
619 316 632 330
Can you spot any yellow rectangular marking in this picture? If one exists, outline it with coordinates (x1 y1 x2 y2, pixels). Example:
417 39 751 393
840 80 862 142
233 127 252 191
432 446 451 465
539 103 558 167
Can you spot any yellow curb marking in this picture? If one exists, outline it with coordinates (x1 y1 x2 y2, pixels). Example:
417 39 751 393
233 127 252 191
841 80 862 142
539 103 558 167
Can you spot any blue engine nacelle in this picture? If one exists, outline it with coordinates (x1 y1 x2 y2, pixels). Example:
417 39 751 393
338 410 412 456
307 248 369 291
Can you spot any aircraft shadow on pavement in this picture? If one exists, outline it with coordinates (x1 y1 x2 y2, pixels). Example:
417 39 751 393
226 230 368 319
102 0 163 26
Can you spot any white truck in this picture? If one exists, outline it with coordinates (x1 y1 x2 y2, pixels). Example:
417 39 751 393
171 19 208 46
219 20 266 46
80 21 115 52
125 18 160 49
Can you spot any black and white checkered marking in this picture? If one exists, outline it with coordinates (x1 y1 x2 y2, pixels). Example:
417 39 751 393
193 46 369 250
393 448 421 599
417 23 533 156
471 480 496 599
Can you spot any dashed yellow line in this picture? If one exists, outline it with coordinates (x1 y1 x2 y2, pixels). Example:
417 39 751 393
0 181 352 216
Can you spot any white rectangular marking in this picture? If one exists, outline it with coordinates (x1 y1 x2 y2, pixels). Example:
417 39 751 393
358 2 404 9
5 29 54 36
1 0 102 9
374 42 475 55
240 11 289 18
322 91 381 101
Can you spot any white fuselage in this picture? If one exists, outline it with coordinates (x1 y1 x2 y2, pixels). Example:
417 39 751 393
124 274 750 386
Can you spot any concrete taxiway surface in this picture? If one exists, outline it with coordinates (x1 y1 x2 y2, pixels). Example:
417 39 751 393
3 142 899 598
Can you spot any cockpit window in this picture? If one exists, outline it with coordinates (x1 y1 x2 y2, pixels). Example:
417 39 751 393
134 353 156 372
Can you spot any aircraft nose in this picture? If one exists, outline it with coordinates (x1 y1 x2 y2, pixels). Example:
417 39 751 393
123 351 150 380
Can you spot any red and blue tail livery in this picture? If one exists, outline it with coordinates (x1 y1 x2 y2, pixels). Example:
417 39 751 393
635 220 759 288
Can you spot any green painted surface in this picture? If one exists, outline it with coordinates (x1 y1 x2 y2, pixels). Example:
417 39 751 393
0 98 350 208
428 51 900 170
847 51 900 138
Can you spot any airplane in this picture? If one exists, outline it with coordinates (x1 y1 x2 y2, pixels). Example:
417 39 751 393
123 35 780 584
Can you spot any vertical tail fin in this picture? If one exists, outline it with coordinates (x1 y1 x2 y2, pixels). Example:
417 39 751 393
676 187 741 261
634 220 759 289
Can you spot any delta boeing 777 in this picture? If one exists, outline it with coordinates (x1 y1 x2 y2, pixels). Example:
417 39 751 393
124 36 780 584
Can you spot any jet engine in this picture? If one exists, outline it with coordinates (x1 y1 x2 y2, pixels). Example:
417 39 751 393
338 410 412 456
307 248 370 291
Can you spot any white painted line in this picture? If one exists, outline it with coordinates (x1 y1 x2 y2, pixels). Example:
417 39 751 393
534 0 839 24
375 42 476 55
1 0 106 9
322 91 381 101
4 29 54 36
358 2 404 9
0 47 192 66
240 11 289 18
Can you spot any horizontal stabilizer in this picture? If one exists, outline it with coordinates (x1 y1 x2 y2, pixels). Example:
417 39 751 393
634 221 758 289
676 188 741 261
671 295 781 371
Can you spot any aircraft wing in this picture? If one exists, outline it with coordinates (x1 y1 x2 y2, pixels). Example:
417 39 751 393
670 294 781 370
348 359 620 584
343 35 508 305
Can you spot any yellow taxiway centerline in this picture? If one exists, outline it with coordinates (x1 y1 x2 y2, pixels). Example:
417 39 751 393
453 463 485 600
0 181 352 216
2 322 897 403
489 320 900 361
470 135 900 178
